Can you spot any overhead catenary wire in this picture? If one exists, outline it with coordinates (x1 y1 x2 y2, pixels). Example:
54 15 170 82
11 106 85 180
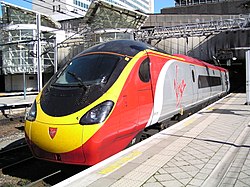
21 0 86 18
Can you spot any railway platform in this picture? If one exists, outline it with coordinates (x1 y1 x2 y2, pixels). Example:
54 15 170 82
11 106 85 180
0 94 36 110
55 93 250 187
0 93 37 151
0 91 37 97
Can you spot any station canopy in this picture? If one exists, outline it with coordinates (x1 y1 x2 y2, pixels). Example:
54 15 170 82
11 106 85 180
0 1 60 75
57 0 149 47
0 1 61 29
83 0 148 31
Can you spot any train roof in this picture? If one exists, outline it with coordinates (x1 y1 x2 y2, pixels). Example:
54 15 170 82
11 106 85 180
74 40 228 73
75 40 167 58
174 54 228 72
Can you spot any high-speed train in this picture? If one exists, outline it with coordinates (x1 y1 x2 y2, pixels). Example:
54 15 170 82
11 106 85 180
25 40 229 165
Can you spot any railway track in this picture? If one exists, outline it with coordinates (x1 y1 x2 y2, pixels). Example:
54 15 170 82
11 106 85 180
0 112 26 125
0 144 33 173
1 156 88 186
0 142 88 186
26 170 62 187
0 116 25 125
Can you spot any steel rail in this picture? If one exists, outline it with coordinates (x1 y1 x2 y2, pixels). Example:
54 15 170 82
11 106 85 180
26 170 62 187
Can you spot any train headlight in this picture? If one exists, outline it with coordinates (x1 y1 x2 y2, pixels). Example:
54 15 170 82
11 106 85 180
26 101 37 122
80 101 114 125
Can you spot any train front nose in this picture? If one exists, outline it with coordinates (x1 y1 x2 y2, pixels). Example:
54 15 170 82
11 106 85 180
25 120 86 164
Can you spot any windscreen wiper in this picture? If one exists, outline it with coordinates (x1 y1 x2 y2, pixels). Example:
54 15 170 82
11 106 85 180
67 71 88 90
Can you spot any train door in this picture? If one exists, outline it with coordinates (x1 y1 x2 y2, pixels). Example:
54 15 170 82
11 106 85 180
189 65 198 103
137 56 154 129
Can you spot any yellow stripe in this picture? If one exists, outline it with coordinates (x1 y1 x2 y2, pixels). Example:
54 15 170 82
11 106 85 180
206 107 214 111
98 150 142 175
145 49 184 61
183 117 196 127
146 49 222 71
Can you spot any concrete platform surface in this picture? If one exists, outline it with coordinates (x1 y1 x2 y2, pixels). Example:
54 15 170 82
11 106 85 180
55 93 250 187
0 95 36 109
0 92 37 97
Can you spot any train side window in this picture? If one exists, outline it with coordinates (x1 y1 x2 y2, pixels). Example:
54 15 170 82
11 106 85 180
192 70 195 82
198 75 221 88
139 58 150 82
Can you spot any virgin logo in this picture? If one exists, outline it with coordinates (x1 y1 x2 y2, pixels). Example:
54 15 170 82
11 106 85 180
174 65 186 107
49 127 57 139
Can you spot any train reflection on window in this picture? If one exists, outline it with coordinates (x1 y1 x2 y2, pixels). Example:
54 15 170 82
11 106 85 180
198 75 221 89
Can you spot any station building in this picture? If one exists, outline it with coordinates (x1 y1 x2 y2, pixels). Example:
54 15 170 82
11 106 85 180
0 2 67 92
32 0 154 21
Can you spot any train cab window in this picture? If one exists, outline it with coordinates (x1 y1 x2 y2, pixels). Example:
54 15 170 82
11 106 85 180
192 70 195 82
53 54 120 87
139 58 150 82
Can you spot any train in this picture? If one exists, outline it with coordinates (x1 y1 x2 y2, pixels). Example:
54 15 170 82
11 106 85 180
25 40 230 165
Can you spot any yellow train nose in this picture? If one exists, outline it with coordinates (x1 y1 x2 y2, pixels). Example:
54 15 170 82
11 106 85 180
25 120 84 153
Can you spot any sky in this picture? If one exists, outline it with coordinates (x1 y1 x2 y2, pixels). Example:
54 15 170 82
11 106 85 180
0 0 32 15
0 0 175 15
154 0 175 13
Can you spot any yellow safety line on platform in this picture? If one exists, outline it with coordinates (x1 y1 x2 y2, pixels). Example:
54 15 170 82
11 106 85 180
183 117 196 127
206 107 215 111
98 150 142 175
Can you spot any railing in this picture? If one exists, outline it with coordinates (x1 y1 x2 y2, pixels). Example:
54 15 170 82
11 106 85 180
135 14 250 41
175 0 220 7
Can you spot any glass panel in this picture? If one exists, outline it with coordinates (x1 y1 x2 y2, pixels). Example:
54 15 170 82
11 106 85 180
139 58 150 82
54 54 120 86
1 4 60 28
